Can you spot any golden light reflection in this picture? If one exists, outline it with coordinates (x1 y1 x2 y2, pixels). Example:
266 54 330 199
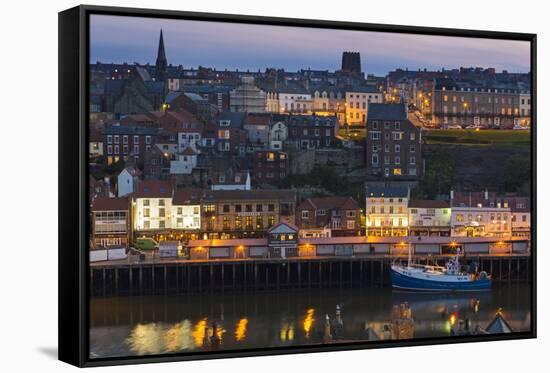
164 320 194 352
449 312 457 326
192 318 208 347
127 323 164 355
280 322 295 342
235 318 248 341
303 308 315 338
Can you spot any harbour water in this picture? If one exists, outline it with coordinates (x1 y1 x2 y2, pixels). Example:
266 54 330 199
90 284 531 358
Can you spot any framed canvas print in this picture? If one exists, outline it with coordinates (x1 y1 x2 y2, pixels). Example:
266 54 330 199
58 5 536 367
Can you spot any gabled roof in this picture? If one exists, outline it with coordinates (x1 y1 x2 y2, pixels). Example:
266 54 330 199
179 146 198 156
367 103 408 121
298 197 358 211
268 221 299 234
486 310 513 334
120 166 140 177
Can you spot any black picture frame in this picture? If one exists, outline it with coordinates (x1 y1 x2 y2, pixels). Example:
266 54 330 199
58 4 537 367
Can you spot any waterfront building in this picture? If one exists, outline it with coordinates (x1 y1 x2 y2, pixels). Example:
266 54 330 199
296 197 360 236
450 191 512 237
171 188 202 232
345 86 383 126
365 103 423 180
132 180 174 234
366 186 410 237
117 166 140 197
91 197 131 248
199 189 297 238
253 150 288 184
267 222 300 257
509 197 530 238
408 199 451 237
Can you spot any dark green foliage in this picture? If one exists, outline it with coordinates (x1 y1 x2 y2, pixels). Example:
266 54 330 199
413 148 456 199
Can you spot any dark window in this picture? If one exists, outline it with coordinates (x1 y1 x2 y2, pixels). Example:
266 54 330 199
223 205 230 213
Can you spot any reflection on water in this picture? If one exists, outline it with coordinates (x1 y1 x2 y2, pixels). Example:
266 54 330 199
90 284 531 358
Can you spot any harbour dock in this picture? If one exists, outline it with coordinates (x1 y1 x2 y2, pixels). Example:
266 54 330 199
90 254 531 296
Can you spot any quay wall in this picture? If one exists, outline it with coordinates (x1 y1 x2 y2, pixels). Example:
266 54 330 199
90 255 531 297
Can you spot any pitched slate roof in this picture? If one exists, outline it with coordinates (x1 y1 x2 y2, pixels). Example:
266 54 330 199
299 197 358 211
134 180 173 198
366 186 409 198
345 85 381 94
92 197 129 211
172 188 204 205
202 189 296 201
367 103 408 121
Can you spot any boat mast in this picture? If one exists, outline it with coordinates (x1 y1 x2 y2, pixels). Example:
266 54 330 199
407 236 412 269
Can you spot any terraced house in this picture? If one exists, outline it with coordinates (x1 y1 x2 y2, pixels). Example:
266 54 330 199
365 103 423 180
199 189 297 239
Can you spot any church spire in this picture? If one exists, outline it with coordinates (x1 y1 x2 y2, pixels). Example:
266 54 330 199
155 29 167 81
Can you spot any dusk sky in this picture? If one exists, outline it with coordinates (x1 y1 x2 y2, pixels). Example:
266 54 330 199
90 15 530 76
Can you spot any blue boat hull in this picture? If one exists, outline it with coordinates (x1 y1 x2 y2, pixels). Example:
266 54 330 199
391 268 491 292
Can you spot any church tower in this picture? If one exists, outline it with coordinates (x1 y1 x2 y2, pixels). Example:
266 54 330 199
155 29 168 81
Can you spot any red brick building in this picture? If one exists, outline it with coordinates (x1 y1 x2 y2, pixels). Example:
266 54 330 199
296 196 360 236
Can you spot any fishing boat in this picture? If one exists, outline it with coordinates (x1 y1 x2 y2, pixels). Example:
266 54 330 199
391 241 491 292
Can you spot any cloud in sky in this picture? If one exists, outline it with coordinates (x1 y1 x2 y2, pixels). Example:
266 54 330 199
90 15 530 75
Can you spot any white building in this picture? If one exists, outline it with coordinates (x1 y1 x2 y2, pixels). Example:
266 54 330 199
408 200 451 237
172 189 202 230
519 93 531 126
366 186 410 237
279 92 313 114
211 171 251 191
133 181 173 231
268 121 288 150
450 207 512 237
170 147 198 175
117 166 140 197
